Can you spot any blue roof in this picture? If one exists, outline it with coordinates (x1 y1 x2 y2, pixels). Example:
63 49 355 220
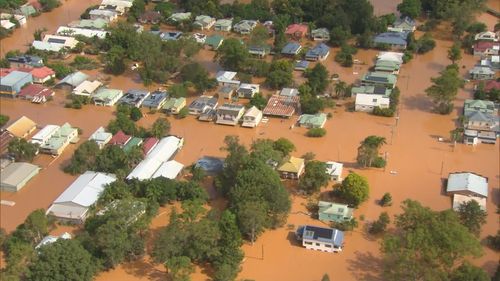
0 71 32 86
8 55 43 67
142 90 168 108
295 60 309 69
373 32 408 46
281 42 301 55
297 225 344 247
160 31 183 41
305 43 330 58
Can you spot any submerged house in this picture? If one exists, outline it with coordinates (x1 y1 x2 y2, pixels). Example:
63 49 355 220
355 93 390 112
325 161 343 181
236 83 259 98
89 126 112 149
205 34 224 50
241 106 263 128
318 201 354 223
469 66 495 80
285 23 308 39
72 80 102 96
296 225 344 253
214 19 233 32
298 113 327 128
305 43 330 61
56 71 89 90
30 124 60 146
216 71 240 88
5 116 37 138
373 32 408 50
93 88 124 106
463 100 499 145
389 17 416 32
188 95 218 115
446 172 488 198
8 55 43 68
277 156 305 179
311 28 330 41
281 42 302 56
39 123 78 155
139 11 161 24
0 162 40 192
0 71 33 96
119 89 150 107
109 130 131 148
17 84 54 103
141 90 168 110
361 72 397 89
163 97 186 114
263 95 300 118
216 103 245 126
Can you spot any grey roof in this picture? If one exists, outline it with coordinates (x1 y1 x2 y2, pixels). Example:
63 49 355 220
393 17 416 28
53 171 116 206
160 31 183 41
280 88 299 97
0 71 32 87
281 42 302 55
217 103 244 115
447 172 488 197
305 43 330 58
119 89 150 106
141 90 168 108
195 156 224 175
469 66 495 75
466 111 497 123
8 55 43 67
0 162 40 191
373 32 408 46
297 225 344 247
189 96 218 111
57 71 89 87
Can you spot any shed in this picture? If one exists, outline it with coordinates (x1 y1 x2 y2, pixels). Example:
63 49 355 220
446 172 488 198
5 116 37 138
151 160 184 179
0 162 40 192
0 71 33 95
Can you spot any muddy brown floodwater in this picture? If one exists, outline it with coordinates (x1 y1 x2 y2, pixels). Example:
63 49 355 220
1 1 499 280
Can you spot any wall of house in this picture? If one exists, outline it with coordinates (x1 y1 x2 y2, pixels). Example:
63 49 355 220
302 239 341 253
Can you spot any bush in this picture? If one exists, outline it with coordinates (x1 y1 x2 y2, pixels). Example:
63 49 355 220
177 107 189 119
306 128 326 138
333 218 358 231
373 107 395 117
372 156 386 168
402 50 413 63
380 192 392 206
70 55 98 70
369 212 390 234
130 107 143 121
486 231 500 251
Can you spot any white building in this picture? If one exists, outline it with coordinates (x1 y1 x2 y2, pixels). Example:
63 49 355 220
296 225 344 253
241 106 263 128
89 127 112 149
32 35 79 52
325 161 343 182
151 160 184 179
99 0 133 15
236 83 260 98
56 26 109 39
377 51 404 65
216 71 240 88
127 136 184 181
72 80 102 96
0 13 26 26
35 232 72 250
30 125 60 146
46 171 116 223
89 9 118 21
355 93 390 112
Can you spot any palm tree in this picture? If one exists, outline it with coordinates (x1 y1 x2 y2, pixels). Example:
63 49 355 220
357 136 387 167
334 81 347 99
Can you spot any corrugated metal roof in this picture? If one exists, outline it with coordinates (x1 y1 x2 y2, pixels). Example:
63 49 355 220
152 160 184 179
447 172 488 197
53 171 116 206
0 162 40 190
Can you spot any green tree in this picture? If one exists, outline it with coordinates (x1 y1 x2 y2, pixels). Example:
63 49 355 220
47 62 73 79
129 0 145 20
235 200 268 243
8 138 38 162
169 83 188 98
213 210 244 281
335 44 357 67
26 239 97 281
321 274 331 281
380 192 393 206
369 212 390 234
306 128 327 137
329 26 351 47
216 38 249 71
165 256 194 281
155 2 175 19
306 63 329 94
356 135 386 168
457 200 487 236
150 118 171 138
39 0 60 11
334 81 348 99
130 107 143 121
248 93 267 110
426 64 464 114
335 173 370 208
273 138 295 157
249 25 269 47
397 0 422 18
447 42 462 64
0 114 9 127
382 200 483 281
64 141 100 174
180 63 216 92
33 28 47 41
265 60 293 89
104 46 127 75
298 161 329 194
299 84 325 114
450 262 489 281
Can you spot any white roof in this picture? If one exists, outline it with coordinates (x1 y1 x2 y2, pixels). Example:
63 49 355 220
35 232 71 249
216 71 238 82
42 34 78 48
447 172 488 197
152 160 184 179
325 161 343 177
0 20 15 29
30 125 60 144
452 194 487 211
32 40 64 52
100 0 133 8
89 9 117 17
377 52 404 64
52 171 116 207
238 83 260 90
244 106 262 117
127 136 183 180
89 126 112 143
57 26 108 39
355 93 390 107
73 80 102 96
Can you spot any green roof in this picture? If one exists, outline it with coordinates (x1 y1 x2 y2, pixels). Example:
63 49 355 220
362 72 397 85
123 137 143 152
163 97 186 110
19 5 37 16
299 113 327 127
77 19 108 29
94 88 122 101
464 99 496 115
205 35 224 49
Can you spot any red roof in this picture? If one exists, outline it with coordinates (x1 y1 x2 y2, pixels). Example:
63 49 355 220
484 80 500 91
17 84 54 98
28 0 42 10
285 24 308 36
263 95 300 117
109 130 132 146
473 41 499 52
29 67 55 79
0 68 15 77
142 137 158 155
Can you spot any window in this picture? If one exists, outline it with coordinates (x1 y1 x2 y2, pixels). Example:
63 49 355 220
325 244 332 248
304 241 312 245
316 243 321 246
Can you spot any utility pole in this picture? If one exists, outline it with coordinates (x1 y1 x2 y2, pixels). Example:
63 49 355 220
390 125 395 145
384 152 388 172
440 160 444 175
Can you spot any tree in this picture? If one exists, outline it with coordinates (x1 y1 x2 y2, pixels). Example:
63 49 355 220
249 25 269 47
321 274 331 281
356 135 386 168
369 212 390 234
0 114 9 127
397 0 421 18
457 200 487 236
334 81 347 99
47 62 73 79
299 84 325 114
273 138 295 157
306 63 329 94
165 256 194 281
382 200 483 281
426 64 464 114
298 161 329 194
130 107 143 121
235 200 268 243
213 210 244 281
129 0 145 20
33 28 47 41
104 46 126 75
26 239 97 281
169 83 188 98
329 26 351 47
180 63 216 92
155 1 175 19
64 141 100 174
150 118 171 138
447 43 462 64
265 60 293 89
39 0 60 11
335 173 370 208
216 38 249 71
8 138 38 162
380 192 393 206
450 262 489 281
335 44 357 67
248 93 267 110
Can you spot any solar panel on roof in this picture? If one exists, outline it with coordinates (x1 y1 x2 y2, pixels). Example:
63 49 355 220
306 225 333 240
373 86 387 95
47 38 66 44
368 76 389 82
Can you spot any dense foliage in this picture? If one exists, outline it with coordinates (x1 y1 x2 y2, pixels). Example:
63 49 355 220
298 161 329 193
0 114 9 127
8 138 39 162
334 173 370 208
426 64 464 114
356 136 386 168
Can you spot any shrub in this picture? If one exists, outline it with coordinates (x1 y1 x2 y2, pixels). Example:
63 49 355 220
380 192 392 206
177 107 189 119
306 128 326 138
369 212 390 234
333 218 358 231
373 107 395 117
372 156 386 168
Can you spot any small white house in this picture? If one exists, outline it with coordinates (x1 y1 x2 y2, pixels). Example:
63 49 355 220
72 80 102 96
30 125 60 146
216 71 240 88
241 106 263 128
355 94 390 112
325 161 343 182
89 127 113 149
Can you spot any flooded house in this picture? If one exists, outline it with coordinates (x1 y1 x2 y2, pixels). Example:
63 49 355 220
355 93 390 112
89 9 118 21
280 88 299 97
151 160 184 180
236 83 259 98
205 34 224 50
468 66 495 80
126 136 184 181
39 123 78 155
377 51 404 65
294 60 309 71
277 156 305 179
373 32 408 50
474 31 499 42
241 106 263 128
0 71 33 96
0 162 40 192
17 84 54 104
35 233 72 250
361 72 397 89
214 18 233 32
248 45 271 58
162 97 186 114
92 88 124 106
123 137 143 152
463 99 499 145
69 18 108 30
4 116 37 138
141 90 168 110
193 15 216 30
472 41 500 56
374 60 401 74
298 113 327 128
216 71 240 88
89 127 112 149
388 16 416 32
142 137 158 155
305 43 330 61
263 95 300 118
219 85 235 99
56 71 89 90
295 225 344 253
325 161 343 182
118 89 151 107
72 80 102 96
281 42 302 56
160 31 183 41
351 85 392 97
46 171 117 223
99 0 133 15
233 20 258 34
318 201 354 223
20 66 55 84
56 26 109 39
311 28 330 41
7 55 43 68
167 12 192 23
30 124 60 146
446 172 489 198
188 95 218 115
216 103 245 126
285 23 308 40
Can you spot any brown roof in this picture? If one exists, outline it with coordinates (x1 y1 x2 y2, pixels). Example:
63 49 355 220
263 95 300 117
473 41 499 52
5 116 37 138
484 80 500 91
109 130 132 146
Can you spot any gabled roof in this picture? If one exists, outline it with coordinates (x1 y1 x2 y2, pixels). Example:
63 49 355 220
151 160 184 179
28 66 55 79
52 171 116 207
447 172 488 197
484 80 500 91
285 23 308 35
299 225 344 247
311 28 329 37
215 18 232 27
281 42 301 55
162 97 186 110
5 116 37 138
17 84 53 98
278 156 305 174
393 16 416 28
89 126 112 143
205 35 224 49
73 80 102 95
0 71 32 87
142 137 158 155
57 71 89 88
305 43 330 58
298 113 327 127
123 137 143 152
373 32 408 46
318 201 352 217
109 130 131 146
0 162 40 190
